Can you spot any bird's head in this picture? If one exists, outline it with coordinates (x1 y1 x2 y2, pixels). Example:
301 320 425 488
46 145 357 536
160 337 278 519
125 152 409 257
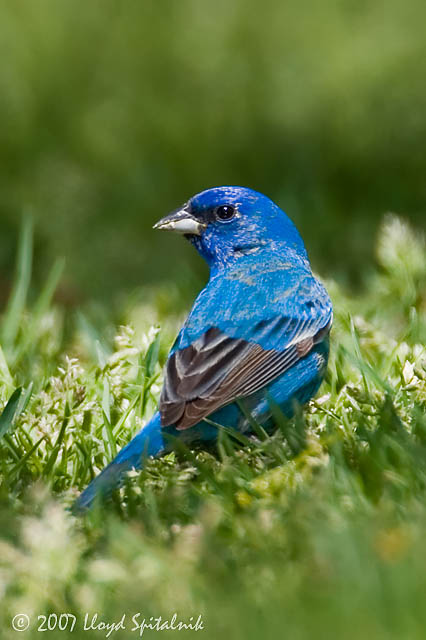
154 186 308 270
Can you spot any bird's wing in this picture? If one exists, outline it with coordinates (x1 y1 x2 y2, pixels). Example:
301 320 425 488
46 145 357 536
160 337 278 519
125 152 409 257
159 283 332 430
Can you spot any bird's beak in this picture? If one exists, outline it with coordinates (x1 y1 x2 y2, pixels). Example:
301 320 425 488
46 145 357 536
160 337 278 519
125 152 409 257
153 205 206 236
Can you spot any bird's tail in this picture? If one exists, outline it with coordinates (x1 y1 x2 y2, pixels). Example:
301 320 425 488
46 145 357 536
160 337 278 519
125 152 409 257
73 412 166 513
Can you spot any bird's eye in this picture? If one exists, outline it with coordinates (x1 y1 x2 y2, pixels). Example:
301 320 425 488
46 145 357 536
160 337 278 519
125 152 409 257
215 205 235 221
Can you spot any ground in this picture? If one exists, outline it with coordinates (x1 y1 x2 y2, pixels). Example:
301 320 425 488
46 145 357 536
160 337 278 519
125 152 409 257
0 216 426 639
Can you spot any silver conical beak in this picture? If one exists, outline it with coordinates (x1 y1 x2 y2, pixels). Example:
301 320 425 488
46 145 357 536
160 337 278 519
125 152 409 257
153 206 206 236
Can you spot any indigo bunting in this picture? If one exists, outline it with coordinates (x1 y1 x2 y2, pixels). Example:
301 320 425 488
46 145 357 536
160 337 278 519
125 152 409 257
75 186 332 511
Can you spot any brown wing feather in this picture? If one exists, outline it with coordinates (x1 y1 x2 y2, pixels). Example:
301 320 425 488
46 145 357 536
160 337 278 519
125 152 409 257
159 319 332 431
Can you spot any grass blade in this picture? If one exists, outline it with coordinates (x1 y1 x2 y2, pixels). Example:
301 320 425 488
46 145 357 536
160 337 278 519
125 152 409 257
9 436 46 480
1 217 33 352
0 387 23 439
43 402 71 478
145 330 161 378
13 258 65 365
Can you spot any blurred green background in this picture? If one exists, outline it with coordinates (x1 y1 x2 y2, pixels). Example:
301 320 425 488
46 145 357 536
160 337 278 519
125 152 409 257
0 0 425 303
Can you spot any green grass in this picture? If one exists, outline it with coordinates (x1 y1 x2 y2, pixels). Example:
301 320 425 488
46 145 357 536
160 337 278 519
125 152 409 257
1 216 426 639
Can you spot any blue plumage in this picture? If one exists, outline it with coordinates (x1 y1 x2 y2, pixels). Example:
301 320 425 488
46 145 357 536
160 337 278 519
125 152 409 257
75 186 332 512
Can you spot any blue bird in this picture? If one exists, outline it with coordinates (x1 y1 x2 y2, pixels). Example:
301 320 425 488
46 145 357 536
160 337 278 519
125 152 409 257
75 186 332 511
